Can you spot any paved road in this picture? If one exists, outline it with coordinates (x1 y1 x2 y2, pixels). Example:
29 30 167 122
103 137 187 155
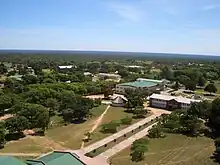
81 109 170 154
99 122 158 158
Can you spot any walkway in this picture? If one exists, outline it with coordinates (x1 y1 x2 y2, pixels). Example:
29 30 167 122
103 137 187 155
99 122 158 158
81 111 166 154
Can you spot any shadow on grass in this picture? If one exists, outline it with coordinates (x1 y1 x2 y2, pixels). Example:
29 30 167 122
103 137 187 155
5 132 25 141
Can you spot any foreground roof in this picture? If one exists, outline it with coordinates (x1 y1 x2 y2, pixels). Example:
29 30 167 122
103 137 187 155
0 156 26 165
149 94 201 104
26 151 86 165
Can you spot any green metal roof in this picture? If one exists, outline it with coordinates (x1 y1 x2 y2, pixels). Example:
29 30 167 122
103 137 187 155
26 152 85 165
0 156 26 165
119 80 157 88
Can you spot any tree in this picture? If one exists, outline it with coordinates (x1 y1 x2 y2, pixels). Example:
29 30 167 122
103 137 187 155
22 75 38 84
125 89 144 110
5 116 29 134
14 103 50 133
148 125 165 138
131 138 149 162
204 83 217 94
0 122 5 148
209 98 220 136
187 101 211 120
160 66 173 80
101 121 120 133
134 106 147 118
0 94 14 114
121 116 132 125
213 138 220 163
45 98 60 116
198 75 206 87
185 81 196 91
3 78 25 94
0 63 7 74
173 81 180 90
103 87 113 99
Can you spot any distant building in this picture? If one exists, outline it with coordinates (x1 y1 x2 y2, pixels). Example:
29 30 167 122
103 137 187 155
116 78 166 94
58 65 76 69
84 72 92 76
98 73 121 82
149 93 201 110
126 65 143 68
111 95 128 107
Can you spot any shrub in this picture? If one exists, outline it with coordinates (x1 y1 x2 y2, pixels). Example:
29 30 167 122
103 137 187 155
121 116 132 125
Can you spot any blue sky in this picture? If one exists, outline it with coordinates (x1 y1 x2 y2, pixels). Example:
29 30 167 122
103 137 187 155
0 0 220 55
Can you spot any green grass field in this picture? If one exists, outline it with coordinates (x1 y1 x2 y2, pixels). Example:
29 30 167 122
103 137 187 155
85 106 139 146
0 105 108 153
110 134 217 165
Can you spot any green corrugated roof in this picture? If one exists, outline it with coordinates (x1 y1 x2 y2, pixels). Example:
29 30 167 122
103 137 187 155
26 152 85 165
120 80 157 88
0 156 26 165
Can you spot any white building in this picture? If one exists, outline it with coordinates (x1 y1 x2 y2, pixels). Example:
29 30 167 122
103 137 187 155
149 94 201 110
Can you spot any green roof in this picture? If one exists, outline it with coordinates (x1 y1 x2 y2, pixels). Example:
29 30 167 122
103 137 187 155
119 80 158 88
26 152 85 165
0 156 26 165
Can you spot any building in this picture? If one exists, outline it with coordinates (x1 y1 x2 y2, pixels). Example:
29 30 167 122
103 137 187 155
98 73 121 82
116 78 165 94
149 94 201 110
58 65 76 70
111 95 128 107
0 155 26 165
0 150 109 165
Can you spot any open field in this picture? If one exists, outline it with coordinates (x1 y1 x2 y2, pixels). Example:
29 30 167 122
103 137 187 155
110 133 217 165
84 106 140 146
0 105 108 153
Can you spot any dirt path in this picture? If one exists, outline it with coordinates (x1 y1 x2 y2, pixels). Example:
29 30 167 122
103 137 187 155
80 105 111 148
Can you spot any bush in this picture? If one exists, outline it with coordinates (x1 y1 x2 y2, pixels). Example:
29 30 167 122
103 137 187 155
121 116 132 125
101 121 121 133
148 125 165 138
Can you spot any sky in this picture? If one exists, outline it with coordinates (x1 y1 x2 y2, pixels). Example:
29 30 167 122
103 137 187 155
0 0 220 55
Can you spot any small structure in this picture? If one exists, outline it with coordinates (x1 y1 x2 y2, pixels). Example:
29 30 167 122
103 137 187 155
111 95 128 107
98 73 121 82
84 72 92 76
149 93 201 110
116 78 166 94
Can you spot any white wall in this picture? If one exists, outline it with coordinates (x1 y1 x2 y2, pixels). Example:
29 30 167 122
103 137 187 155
151 99 167 108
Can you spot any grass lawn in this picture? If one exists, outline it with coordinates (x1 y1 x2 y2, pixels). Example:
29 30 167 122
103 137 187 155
0 104 108 153
110 134 217 165
84 106 142 146
0 137 51 153
214 80 220 94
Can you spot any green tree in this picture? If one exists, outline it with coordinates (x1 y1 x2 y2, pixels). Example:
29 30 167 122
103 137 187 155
5 116 29 134
103 87 113 99
198 75 206 87
160 66 173 80
121 116 132 125
173 81 180 90
45 98 60 116
185 81 196 91
3 78 25 94
213 138 220 163
101 121 120 133
188 101 211 120
209 98 220 136
204 83 217 94
0 122 5 148
0 94 14 114
14 103 50 133
148 125 165 138
131 138 149 162
0 63 7 74
22 75 38 84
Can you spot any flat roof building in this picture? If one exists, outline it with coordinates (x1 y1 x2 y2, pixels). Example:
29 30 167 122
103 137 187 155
149 93 201 110
116 78 165 94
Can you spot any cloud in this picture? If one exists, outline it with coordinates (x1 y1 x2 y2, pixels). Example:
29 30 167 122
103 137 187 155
202 4 220 11
107 2 142 22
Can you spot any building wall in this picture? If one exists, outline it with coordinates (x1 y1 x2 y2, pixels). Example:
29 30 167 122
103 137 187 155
150 98 167 108
180 103 191 109
115 85 136 94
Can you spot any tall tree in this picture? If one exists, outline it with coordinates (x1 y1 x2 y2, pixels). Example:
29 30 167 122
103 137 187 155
0 122 5 148
185 81 196 91
209 98 220 136
198 75 206 87
204 83 217 94
131 138 149 162
5 116 29 134
0 63 7 74
14 103 50 132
